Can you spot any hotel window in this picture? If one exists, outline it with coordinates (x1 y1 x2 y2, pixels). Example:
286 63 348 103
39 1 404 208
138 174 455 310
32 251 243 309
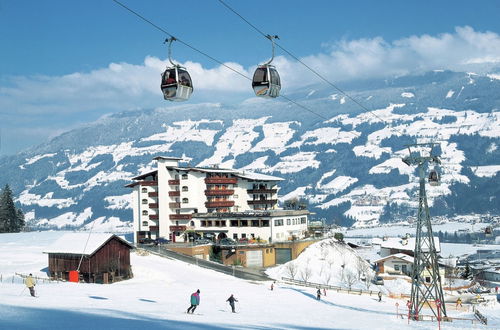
190 221 195 226
287 219 291 225
274 219 283 226
174 174 179 180
142 199 148 204
233 194 238 198
251 220 259 227
182 174 188 180
142 221 148 226
301 217 306 224
201 221 206 227
141 188 147 193
261 220 269 227
394 265 400 271
230 220 238 227
221 221 227 227
240 220 248 227
182 198 189 204
182 186 188 192
241 233 246 238
142 210 148 216
233 233 238 239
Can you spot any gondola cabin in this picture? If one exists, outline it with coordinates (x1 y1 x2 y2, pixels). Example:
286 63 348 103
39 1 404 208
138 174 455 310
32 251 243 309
428 169 440 186
252 64 281 98
43 233 133 284
161 67 193 101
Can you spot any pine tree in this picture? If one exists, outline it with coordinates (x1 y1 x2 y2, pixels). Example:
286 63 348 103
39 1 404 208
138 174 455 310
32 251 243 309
0 184 24 233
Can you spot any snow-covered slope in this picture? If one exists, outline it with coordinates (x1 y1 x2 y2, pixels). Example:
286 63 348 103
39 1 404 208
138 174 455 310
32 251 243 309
1 231 498 329
0 70 499 229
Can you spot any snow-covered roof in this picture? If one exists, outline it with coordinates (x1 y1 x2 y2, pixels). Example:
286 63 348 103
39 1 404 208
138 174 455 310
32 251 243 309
373 253 414 264
379 237 440 253
235 171 283 181
43 233 133 256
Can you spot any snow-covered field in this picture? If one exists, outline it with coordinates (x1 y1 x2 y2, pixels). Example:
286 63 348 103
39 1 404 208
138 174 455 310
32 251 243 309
1 231 499 329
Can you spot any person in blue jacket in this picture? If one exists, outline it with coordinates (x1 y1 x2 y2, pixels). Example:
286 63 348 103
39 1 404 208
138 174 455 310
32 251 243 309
187 289 200 314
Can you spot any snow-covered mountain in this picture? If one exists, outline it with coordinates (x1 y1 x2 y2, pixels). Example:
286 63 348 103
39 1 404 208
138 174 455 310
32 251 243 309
1 70 499 230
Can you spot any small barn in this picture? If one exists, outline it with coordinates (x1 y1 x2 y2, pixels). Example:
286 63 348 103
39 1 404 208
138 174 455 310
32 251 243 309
43 233 134 283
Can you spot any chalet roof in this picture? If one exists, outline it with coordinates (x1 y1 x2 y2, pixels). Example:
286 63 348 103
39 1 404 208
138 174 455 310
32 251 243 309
377 237 441 253
373 253 415 264
43 233 133 256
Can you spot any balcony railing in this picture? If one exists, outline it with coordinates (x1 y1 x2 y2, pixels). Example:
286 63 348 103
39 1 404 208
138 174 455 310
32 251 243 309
168 179 180 185
139 180 157 186
247 199 278 205
149 215 159 220
247 189 277 194
204 177 238 184
148 203 159 209
169 214 192 220
205 201 235 208
169 191 180 197
169 202 181 208
148 192 158 197
149 225 159 232
170 225 187 231
204 189 234 196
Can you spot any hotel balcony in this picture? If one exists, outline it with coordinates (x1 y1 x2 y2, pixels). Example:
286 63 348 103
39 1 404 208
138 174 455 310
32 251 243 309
169 202 181 208
169 214 192 220
148 192 158 197
247 199 278 205
169 191 180 197
148 203 159 209
204 189 234 196
149 225 159 232
168 179 180 185
204 177 238 184
247 188 277 194
149 215 159 220
205 200 235 208
170 225 187 231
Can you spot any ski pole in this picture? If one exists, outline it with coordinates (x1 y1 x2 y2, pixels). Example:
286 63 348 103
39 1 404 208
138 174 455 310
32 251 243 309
20 286 27 296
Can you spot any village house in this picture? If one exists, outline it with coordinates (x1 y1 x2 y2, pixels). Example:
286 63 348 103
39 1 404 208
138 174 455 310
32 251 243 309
126 156 310 245
43 233 133 283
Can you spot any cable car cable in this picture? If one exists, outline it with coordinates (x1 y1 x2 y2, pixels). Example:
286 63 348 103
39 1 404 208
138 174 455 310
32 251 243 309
217 0 408 138
111 0 360 139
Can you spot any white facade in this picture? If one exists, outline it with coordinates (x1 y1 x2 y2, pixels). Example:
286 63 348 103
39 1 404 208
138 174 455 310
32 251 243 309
127 157 309 243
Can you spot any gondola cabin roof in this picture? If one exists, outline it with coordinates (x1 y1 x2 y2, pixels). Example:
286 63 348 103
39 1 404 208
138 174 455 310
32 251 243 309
43 233 133 256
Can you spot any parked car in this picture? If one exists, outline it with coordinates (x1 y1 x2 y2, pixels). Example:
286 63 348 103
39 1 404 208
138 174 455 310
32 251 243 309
219 238 236 245
372 276 384 285
194 238 212 245
154 237 170 245
139 237 155 245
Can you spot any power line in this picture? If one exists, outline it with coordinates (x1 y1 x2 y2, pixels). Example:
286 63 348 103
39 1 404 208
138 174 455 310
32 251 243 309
217 0 408 138
111 0 360 140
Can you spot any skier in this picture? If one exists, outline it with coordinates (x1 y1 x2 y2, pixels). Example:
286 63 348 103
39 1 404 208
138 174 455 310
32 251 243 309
378 291 382 302
271 282 274 291
226 294 238 313
316 288 321 300
323 288 327 297
24 273 36 297
456 297 462 309
187 289 200 314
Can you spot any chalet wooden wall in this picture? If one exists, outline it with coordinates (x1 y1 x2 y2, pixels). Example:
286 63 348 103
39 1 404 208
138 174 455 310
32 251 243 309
48 237 131 282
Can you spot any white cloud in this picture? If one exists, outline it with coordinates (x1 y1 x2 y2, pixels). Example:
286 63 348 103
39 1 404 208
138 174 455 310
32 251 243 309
2 26 500 155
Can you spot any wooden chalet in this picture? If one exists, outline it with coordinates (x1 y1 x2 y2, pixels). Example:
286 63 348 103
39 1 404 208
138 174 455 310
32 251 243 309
43 233 134 283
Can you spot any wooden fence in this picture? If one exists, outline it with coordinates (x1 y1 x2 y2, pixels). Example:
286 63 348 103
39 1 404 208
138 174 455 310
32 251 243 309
281 277 382 297
0 273 59 285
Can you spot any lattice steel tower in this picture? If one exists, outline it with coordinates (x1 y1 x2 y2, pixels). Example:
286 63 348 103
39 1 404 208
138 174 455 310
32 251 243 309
402 143 446 320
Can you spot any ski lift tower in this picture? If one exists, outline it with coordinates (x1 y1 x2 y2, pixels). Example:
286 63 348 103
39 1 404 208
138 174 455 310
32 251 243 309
402 143 446 321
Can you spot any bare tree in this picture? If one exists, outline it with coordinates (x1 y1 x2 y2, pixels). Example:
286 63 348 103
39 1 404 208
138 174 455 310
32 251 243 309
322 270 333 286
285 261 298 280
364 270 374 290
343 269 357 290
300 266 313 283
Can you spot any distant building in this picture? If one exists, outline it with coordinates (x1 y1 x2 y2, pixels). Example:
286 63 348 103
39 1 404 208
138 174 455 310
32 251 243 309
126 157 309 244
375 236 441 258
43 233 133 283
374 253 414 276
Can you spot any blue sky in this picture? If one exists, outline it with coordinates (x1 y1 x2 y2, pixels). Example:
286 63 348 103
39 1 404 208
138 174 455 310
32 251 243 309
1 0 500 155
